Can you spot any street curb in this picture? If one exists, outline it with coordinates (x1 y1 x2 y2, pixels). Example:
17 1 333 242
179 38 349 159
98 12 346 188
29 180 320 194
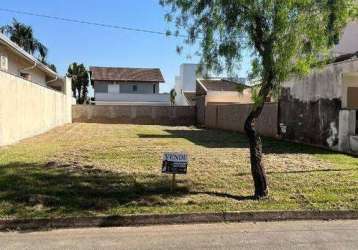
0 210 357 231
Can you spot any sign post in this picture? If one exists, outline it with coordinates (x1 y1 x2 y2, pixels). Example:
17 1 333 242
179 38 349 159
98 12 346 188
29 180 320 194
162 152 188 192
171 173 176 192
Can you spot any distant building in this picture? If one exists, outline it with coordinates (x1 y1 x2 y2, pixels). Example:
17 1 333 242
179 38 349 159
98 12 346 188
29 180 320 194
196 78 252 105
90 66 170 105
173 63 249 106
174 64 207 106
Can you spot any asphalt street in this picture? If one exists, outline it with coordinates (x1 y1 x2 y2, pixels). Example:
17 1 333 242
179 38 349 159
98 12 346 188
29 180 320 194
1 220 358 250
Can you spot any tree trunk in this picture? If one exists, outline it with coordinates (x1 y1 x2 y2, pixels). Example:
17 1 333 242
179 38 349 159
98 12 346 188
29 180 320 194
244 102 269 198
76 87 82 104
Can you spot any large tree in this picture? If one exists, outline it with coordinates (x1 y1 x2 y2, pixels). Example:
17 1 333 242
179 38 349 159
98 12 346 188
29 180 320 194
160 0 357 198
67 63 89 104
1 18 48 62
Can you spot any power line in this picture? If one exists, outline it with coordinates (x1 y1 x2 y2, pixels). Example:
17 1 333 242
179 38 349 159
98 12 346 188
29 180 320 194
0 7 187 38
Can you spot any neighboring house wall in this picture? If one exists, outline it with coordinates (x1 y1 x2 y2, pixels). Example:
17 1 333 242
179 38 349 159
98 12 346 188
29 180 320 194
0 71 72 146
279 59 358 152
196 80 253 105
94 93 170 105
119 82 159 94
94 81 159 94
0 44 47 85
93 81 168 105
333 21 358 56
205 89 252 104
72 105 196 125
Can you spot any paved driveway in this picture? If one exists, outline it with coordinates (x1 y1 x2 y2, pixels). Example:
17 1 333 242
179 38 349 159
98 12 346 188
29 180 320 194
1 220 358 250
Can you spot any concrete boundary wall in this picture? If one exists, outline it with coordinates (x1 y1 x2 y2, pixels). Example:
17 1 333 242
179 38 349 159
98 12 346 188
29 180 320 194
0 71 72 146
72 105 196 126
205 103 278 137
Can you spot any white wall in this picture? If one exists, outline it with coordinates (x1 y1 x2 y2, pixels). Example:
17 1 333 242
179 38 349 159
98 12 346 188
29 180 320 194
283 59 358 103
174 64 207 105
333 21 358 56
0 71 72 146
94 93 170 105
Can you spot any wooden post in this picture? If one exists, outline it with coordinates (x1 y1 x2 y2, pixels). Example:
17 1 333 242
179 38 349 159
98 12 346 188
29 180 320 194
171 174 176 192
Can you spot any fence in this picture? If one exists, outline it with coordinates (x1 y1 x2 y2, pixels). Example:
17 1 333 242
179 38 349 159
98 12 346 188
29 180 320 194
0 71 72 146
72 105 196 126
203 103 279 137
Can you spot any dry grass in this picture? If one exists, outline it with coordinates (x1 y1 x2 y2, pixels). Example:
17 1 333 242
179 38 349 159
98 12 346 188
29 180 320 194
0 123 357 219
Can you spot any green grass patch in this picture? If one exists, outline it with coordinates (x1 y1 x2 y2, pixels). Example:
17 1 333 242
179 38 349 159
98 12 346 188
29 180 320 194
0 123 357 219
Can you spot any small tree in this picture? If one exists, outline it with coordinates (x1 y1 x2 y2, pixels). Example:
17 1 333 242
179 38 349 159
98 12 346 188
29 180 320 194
160 0 357 198
67 63 89 104
170 89 177 106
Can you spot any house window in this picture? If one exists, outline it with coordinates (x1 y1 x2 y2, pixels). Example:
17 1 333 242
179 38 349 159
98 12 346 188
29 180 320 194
108 84 119 94
20 72 31 81
153 84 156 93
132 85 138 92
0 55 8 72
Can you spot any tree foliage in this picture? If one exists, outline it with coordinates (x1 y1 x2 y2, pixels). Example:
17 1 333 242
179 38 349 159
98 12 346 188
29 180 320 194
161 1 355 90
170 88 177 106
1 18 48 62
160 0 357 197
1 18 58 71
67 63 89 104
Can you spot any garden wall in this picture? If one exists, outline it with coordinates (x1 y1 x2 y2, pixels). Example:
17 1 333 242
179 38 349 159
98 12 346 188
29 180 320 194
0 71 72 146
204 103 278 137
72 105 196 126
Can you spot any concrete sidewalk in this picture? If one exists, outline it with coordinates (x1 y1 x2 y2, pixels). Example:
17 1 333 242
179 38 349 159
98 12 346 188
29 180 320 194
1 220 358 250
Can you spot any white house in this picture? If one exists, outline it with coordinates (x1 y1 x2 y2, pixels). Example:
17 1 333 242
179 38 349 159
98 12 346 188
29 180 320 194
174 64 207 105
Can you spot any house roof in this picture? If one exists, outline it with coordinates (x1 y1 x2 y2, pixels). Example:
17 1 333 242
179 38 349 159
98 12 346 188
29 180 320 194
197 79 247 92
0 32 58 78
183 92 197 105
90 66 165 83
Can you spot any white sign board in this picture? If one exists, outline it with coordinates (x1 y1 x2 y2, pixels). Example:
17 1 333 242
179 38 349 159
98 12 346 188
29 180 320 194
162 152 188 174
163 152 188 162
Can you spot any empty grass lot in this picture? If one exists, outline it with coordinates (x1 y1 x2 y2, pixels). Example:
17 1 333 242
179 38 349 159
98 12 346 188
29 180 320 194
0 123 357 219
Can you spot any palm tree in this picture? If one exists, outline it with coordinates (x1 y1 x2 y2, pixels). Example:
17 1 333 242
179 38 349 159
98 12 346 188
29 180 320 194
1 18 48 62
170 89 176 106
67 63 89 104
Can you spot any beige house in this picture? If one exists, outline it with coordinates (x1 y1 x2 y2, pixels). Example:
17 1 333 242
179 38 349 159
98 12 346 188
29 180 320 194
196 78 252 105
0 32 66 91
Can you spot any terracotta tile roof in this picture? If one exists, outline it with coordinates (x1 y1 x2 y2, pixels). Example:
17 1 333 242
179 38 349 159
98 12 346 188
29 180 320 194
198 79 247 92
90 66 165 82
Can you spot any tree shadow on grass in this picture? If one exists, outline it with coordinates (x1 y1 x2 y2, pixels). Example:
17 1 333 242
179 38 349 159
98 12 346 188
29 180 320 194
235 168 358 177
0 162 192 219
0 161 258 222
138 129 249 148
190 191 255 201
138 128 343 155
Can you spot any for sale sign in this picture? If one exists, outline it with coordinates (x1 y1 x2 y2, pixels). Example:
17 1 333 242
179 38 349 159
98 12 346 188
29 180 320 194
162 152 188 174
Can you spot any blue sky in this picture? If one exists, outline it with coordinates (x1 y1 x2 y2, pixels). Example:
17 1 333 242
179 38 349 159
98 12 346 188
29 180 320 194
0 1 250 94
